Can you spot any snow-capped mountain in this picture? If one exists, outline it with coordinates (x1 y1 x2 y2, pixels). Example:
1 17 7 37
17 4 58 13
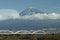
19 7 44 16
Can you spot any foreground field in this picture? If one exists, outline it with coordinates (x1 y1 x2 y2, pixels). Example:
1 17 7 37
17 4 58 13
0 34 60 40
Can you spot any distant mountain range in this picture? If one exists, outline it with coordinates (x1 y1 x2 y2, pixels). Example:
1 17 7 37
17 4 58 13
0 8 60 30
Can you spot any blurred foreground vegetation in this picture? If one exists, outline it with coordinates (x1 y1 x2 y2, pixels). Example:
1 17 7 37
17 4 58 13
0 34 59 40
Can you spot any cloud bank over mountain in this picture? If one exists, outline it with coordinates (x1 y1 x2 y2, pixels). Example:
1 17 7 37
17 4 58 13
19 13 60 20
0 9 60 20
0 9 19 20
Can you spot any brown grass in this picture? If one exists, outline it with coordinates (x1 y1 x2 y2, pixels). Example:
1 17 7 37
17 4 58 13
0 34 59 40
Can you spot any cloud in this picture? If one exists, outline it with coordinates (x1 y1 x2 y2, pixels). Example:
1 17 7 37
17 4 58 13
0 9 60 20
0 9 19 20
19 13 60 20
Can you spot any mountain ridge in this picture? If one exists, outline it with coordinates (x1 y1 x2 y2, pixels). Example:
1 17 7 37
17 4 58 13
19 7 44 16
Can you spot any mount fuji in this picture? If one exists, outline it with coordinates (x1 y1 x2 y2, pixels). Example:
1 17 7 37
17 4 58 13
0 7 59 30
19 7 44 16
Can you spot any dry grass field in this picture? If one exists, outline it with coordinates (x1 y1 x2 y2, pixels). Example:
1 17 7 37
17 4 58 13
0 34 60 40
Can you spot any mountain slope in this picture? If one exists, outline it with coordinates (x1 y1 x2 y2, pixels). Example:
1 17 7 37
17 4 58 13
0 19 60 30
19 7 44 16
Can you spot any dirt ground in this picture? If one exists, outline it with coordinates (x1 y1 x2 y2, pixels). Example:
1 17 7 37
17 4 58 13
0 34 59 40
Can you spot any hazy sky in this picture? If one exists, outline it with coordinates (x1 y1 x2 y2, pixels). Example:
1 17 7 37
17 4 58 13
0 0 60 13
